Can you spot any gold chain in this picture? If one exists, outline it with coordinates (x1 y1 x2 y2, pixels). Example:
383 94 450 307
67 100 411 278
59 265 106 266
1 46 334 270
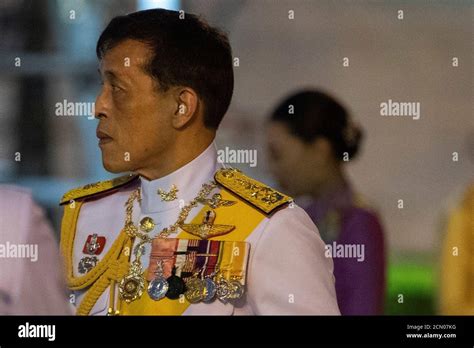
123 181 217 244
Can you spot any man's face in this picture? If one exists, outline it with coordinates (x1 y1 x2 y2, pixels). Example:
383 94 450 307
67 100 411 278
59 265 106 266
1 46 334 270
95 39 176 174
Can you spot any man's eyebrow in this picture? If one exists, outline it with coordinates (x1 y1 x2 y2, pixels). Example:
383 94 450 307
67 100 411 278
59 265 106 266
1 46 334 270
98 69 129 84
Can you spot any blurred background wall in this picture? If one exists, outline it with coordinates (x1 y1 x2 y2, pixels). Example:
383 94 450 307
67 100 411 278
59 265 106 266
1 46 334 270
0 0 472 314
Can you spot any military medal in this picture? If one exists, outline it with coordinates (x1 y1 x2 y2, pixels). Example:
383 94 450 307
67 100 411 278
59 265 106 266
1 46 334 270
119 267 145 303
216 277 230 301
202 268 219 303
147 260 169 301
119 243 146 303
216 276 244 302
82 234 106 255
184 277 206 303
202 277 217 302
228 280 244 300
78 256 98 274
147 278 168 301
180 209 235 239
165 266 186 299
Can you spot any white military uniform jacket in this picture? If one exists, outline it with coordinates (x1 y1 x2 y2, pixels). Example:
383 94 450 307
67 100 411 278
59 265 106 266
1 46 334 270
61 143 340 315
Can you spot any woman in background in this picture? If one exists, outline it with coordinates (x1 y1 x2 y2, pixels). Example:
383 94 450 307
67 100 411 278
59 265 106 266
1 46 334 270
266 89 386 315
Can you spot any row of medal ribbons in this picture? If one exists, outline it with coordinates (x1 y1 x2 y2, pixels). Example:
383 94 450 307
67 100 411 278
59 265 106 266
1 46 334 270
145 238 250 304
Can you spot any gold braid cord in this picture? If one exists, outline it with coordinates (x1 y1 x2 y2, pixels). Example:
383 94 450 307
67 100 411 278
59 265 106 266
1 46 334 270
76 238 132 316
60 200 133 315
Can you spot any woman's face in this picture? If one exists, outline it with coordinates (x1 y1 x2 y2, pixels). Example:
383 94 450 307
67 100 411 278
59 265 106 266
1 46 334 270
266 121 331 197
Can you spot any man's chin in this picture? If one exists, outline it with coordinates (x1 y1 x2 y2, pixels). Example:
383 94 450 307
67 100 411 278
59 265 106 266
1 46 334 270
102 159 134 174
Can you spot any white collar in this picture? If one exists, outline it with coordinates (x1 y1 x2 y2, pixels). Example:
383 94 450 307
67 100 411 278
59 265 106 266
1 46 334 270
139 142 219 214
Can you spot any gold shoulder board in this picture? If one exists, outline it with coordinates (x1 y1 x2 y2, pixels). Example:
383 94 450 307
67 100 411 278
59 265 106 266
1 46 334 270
60 174 138 205
214 168 292 214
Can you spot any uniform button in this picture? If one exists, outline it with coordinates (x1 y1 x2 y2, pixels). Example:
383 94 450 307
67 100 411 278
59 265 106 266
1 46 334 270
139 216 155 233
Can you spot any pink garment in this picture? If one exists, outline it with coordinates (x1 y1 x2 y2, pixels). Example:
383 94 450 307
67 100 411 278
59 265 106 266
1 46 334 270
0 185 72 315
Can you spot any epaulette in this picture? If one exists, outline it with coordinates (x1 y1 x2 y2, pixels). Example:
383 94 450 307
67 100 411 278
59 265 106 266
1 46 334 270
214 168 292 214
59 174 139 205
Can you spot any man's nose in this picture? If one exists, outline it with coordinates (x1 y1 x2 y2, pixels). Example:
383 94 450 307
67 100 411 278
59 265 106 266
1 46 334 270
94 88 108 119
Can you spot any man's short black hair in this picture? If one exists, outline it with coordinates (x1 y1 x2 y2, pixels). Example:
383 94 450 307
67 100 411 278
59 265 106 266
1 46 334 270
96 8 234 129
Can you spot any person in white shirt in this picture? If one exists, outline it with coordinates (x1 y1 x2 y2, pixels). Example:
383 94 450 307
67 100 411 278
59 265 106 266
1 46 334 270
0 185 72 315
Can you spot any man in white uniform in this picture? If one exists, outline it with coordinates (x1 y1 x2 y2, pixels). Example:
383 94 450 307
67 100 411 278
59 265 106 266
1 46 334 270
60 8 340 316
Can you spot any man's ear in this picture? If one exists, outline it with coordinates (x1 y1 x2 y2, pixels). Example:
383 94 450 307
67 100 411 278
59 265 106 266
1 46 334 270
171 87 199 129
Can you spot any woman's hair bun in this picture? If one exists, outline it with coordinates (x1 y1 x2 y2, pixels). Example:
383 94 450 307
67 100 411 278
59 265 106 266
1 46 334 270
342 122 363 160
